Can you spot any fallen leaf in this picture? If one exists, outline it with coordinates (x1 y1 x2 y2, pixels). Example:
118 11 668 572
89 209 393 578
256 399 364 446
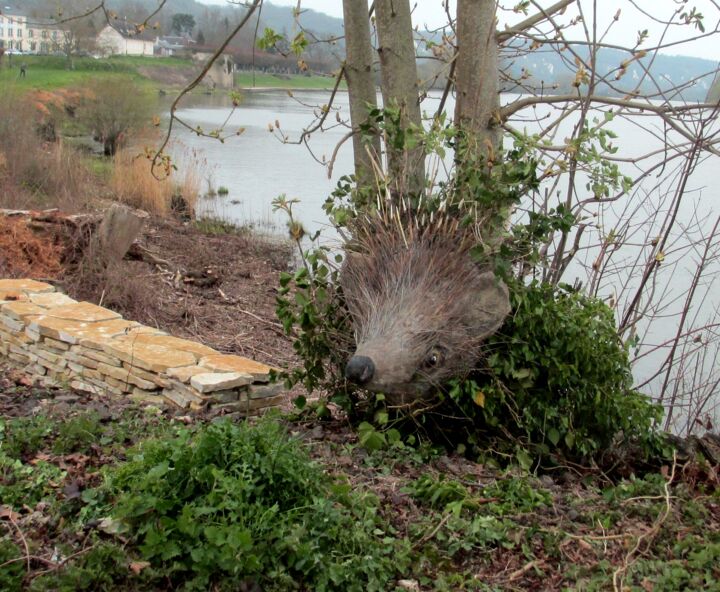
129 560 151 575
63 479 82 500
0 506 20 521
98 517 127 535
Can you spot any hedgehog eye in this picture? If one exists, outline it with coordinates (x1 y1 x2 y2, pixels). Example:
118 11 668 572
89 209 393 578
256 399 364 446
424 347 445 369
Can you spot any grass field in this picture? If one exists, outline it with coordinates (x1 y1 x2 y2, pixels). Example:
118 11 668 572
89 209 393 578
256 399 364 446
0 55 343 93
0 55 194 91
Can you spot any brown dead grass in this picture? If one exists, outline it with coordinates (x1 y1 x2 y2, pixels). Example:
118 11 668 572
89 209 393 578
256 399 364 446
0 93 94 212
110 146 201 216
0 217 63 278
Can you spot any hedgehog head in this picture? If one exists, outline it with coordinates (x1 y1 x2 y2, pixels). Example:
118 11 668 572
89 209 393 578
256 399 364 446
340 211 510 405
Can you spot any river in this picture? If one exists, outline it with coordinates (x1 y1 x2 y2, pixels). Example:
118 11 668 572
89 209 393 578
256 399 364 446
168 89 720 432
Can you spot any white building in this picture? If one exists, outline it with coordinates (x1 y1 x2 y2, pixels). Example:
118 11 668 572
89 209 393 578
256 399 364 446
96 24 154 57
0 8 27 52
0 8 67 54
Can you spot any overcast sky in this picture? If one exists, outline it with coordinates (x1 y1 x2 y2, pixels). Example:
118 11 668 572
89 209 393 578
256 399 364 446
198 0 720 61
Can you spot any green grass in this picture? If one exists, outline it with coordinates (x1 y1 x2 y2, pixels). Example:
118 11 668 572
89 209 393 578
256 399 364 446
85 156 114 180
0 56 340 93
0 55 194 92
235 71 346 90
0 55 342 93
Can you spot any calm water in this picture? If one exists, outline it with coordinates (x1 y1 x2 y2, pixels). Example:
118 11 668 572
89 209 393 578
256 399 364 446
168 90 720 429
169 90 355 241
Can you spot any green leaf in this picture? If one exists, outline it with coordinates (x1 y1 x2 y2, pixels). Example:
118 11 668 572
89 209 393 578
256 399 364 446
564 431 576 449
515 449 533 471
547 428 560 446
358 422 387 451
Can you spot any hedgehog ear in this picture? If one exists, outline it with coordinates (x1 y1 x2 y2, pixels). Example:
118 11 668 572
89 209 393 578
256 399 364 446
470 271 511 337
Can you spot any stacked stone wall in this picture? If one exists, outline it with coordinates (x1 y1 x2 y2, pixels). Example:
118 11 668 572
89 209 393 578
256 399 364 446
0 279 285 414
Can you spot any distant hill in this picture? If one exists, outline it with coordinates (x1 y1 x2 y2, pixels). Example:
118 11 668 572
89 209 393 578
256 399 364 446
500 46 719 101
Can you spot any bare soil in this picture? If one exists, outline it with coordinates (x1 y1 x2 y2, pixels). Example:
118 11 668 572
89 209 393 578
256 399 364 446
64 217 297 369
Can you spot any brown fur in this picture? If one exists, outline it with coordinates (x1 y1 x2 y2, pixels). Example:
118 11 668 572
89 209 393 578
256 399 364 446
340 208 510 404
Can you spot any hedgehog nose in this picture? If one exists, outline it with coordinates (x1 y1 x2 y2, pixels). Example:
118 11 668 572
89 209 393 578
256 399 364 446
345 355 375 385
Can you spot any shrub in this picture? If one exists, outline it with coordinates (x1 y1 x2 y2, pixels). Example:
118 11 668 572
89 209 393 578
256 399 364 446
76 80 152 156
96 419 408 591
0 92 93 212
467 281 664 461
346 282 664 467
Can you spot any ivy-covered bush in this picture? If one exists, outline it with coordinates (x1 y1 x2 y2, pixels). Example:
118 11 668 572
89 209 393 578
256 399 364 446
92 419 408 591
446 281 664 465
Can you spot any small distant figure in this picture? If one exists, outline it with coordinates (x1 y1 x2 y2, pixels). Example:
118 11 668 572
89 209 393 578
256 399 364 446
19 63 27 78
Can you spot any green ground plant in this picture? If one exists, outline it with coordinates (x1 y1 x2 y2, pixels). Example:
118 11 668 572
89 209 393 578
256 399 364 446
0 539 24 592
0 392 717 591
87 418 410 591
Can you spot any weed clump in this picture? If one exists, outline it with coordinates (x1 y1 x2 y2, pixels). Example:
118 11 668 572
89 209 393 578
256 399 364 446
110 147 200 217
97 418 408 591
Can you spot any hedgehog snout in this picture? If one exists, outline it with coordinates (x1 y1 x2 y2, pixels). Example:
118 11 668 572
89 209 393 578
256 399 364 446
345 355 375 385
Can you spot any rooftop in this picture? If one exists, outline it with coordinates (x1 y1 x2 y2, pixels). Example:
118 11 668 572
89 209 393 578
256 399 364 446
105 21 157 42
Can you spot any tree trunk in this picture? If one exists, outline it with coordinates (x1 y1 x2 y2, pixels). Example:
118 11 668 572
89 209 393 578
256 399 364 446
342 0 382 191
453 0 505 245
454 0 501 155
375 0 425 197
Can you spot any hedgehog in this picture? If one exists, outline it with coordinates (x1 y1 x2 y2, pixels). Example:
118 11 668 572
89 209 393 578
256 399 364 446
339 194 511 405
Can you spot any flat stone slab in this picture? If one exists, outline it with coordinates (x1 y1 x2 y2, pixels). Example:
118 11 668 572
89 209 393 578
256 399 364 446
248 383 285 399
28 292 77 308
80 325 162 351
0 279 55 300
190 371 254 393
113 333 216 359
200 354 273 381
103 340 197 373
28 317 139 345
0 301 46 321
46 302 122 323
166 365 209 383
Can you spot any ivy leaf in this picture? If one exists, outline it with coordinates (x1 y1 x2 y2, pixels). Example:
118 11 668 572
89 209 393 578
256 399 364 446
547 428 561 446
564 432 576 449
